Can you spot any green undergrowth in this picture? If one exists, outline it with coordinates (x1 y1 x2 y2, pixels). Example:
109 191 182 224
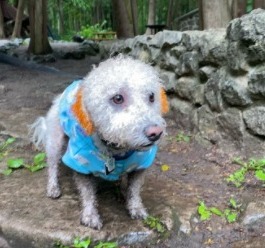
167 131 191 143
227 157 265 187
55 237 118 248
143 215 166 234
198 198 242 223
0 136 47 175
175 131 191 143
144 215 171 242
79 20 112 39
0 137 16 161
2 152 47 175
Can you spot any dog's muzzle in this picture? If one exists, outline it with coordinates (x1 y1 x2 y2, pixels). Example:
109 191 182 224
144 125 163 143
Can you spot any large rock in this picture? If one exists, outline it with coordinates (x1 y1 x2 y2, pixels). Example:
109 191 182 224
177 51 199 76
149 30 182 49
226 41 249 72
205 71 225 112
160 70 177 92
243 106 265 136
193 105 219 144
227 9 265 65
182 30 227 65
217 108 244 148
248 68 265 98
175 76 204 106
242 201 265 225
156 50 179 70
221 78 252 106
169 98 193 130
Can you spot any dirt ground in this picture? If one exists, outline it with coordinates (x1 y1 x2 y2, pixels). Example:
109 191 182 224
0 49 265 248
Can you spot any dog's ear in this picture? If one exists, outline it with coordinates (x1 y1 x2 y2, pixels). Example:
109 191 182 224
160 88 169 114
72 89 95 135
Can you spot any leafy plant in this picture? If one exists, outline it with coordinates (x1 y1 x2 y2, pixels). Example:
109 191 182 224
94 241 118 248
72 237 91 248
54 238 117 248
55 237 91 248
24 152 47 172
224 209 238 223
79 20 112 39
0 137 16 161
175 132 190 143
144 215 166 233
227 157 265 187
198 201 212 221
197 198 241 223
1 153 47 175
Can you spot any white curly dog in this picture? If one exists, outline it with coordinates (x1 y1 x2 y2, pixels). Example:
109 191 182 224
30 55 168 230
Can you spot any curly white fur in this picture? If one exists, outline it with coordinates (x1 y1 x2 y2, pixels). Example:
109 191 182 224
30 55 167 230
83 55 166 148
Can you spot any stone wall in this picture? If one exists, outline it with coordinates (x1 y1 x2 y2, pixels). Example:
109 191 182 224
101 9 265 155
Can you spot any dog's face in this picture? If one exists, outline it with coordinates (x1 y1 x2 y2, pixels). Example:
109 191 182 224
82 56 168 149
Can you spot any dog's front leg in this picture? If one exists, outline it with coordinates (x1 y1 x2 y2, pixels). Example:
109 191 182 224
126 170 148 219
46 116 65 199
73 173 103 230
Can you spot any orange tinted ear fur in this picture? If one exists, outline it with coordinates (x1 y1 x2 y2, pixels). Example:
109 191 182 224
72 89 95 135
160 88 169 114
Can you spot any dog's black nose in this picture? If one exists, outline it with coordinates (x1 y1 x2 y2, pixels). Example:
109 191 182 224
144 125 163 142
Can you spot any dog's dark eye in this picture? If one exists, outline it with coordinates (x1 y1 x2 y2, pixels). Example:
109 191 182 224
112 94 124 104
149 93 155 103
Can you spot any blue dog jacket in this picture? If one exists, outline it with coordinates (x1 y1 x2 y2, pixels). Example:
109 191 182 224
59 80 158 181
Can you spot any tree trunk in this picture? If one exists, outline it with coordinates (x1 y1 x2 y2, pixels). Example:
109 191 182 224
253 0 265 8
199 0 232 29
166 0 174 28
12 0 26 38
28 0 52 55
57 0 64 36
146 0 156 34
111 0 134 38
231 0 247 18
130 0 138 36
0 2 5 38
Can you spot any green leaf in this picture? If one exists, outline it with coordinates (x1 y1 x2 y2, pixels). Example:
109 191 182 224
54 240 69 248
94 242 117 248
183 135 190 142
33 153 46 165
143 215 165 233
229 198 238 209
255 170 265 181
156 223 165 233
198 201 212 221
0 137 16 151
5 137 16 145
73 237 91 248
27 163 46 172
7 158 24 169
2 168 13 176
224 209 237 223
210 207 223 216
226 167 246 187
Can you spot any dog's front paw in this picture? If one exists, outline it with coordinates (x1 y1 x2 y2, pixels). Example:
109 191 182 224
129 207 148 220
81 211 103 230
47 184 61 199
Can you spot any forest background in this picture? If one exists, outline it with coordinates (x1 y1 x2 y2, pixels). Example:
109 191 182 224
0 0 264 55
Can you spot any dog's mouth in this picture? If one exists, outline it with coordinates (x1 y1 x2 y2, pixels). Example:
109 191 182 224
101 139 121 149
100 137 154 151
142 142 154 148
